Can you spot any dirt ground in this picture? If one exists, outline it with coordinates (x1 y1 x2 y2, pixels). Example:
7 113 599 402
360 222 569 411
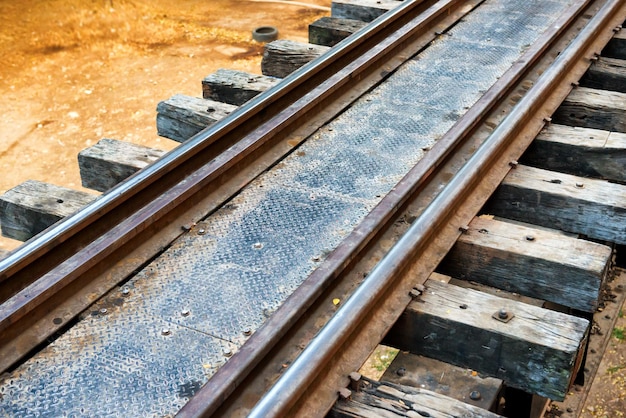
0 0 328 251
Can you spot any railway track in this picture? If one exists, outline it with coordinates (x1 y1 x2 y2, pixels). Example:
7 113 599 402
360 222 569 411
1 0 626 416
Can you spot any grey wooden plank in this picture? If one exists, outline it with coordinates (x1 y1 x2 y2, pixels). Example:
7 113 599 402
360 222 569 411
484 164 626 245
384 279 589 400
0 180 96 241
580 57 626 93
78 138 166 192
331 378 503 418
438 216 612 312
552 87 626 133
331 0 401 22
309 16 367 47
603 30 626 60
156 94 237 143
382 351 503 412
261 40 329 78
521 124 626 182
201 69 280 106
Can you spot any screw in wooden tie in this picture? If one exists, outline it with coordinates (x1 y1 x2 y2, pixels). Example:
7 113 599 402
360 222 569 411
243 328 252 336
99 308 108 315
614 25 622 33
508 160 518 168
525 235 534 241
223 349 233 357
543 117 552 124
575 182 584 188
161 328 171 336
469 390 482 401
459 225 469 234
121 287 130 296
181 309 190 317
571 81 580 88
396 367 406 376
197 228 206 235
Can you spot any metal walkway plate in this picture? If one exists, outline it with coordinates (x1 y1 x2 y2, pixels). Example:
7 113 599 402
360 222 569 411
0 0 578 416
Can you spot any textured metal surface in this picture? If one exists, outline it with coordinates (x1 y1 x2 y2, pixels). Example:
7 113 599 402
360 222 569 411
0 0 578 415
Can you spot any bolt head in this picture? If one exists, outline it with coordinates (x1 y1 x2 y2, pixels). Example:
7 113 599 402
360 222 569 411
498 309 508 319
525 235 535 241
469 390 482 400
161 328 171 336
121 287 130 296
197 228 206 235
181 309 190 317
99 308 108 315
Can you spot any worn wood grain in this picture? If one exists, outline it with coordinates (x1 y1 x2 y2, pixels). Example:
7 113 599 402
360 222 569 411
484 164 626 245
0 180 96 241
261 40 329 78
439 216 611 312
156 94 237 143
603 30 626 60
201 69 280 106
331 377 503 418
384 279 589 400
309 16 367 47
78 138 166 192
521 124 626 183
382 352 503 412
580 57 626 93
0 249 7 260
552 87 626 133
331 0 401 22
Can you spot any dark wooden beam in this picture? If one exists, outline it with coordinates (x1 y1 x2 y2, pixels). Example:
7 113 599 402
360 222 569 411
382 351 503 412
384 279 589 400
580 57 626 93
603 29 626 60
331 377 503 418
438 216 612 312
261 40 329 78
156 94 237 143
0 180 96 241
309 16 367 47
202 69 280 106
78 138 165 192
484 164 626 245
552 87 626 133
331 0 401 22
520 124 626 183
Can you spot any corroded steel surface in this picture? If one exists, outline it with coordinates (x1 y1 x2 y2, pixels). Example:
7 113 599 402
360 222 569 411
0 0 582 415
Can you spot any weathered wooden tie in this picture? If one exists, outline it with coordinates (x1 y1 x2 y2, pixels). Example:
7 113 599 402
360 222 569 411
309 16 367 47
552 86 626 133
0 180 96 241
156 94 237 143
331 377 503 418
78 138 165 192
438 216 612 312
331 0 401 22
201 69 281 106
382 352 503 412
484 164 626 245
261 40 330 78
580 57 626 93
603 28 626 60
383 278 589 400
520 124 626 183
0 249 7 260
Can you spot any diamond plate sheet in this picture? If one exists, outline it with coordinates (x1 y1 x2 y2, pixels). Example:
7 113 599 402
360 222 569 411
0 0 580 415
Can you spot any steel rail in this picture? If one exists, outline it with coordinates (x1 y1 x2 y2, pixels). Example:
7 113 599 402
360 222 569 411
178 0 595 416
0 0 463 374
246 0 623 416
